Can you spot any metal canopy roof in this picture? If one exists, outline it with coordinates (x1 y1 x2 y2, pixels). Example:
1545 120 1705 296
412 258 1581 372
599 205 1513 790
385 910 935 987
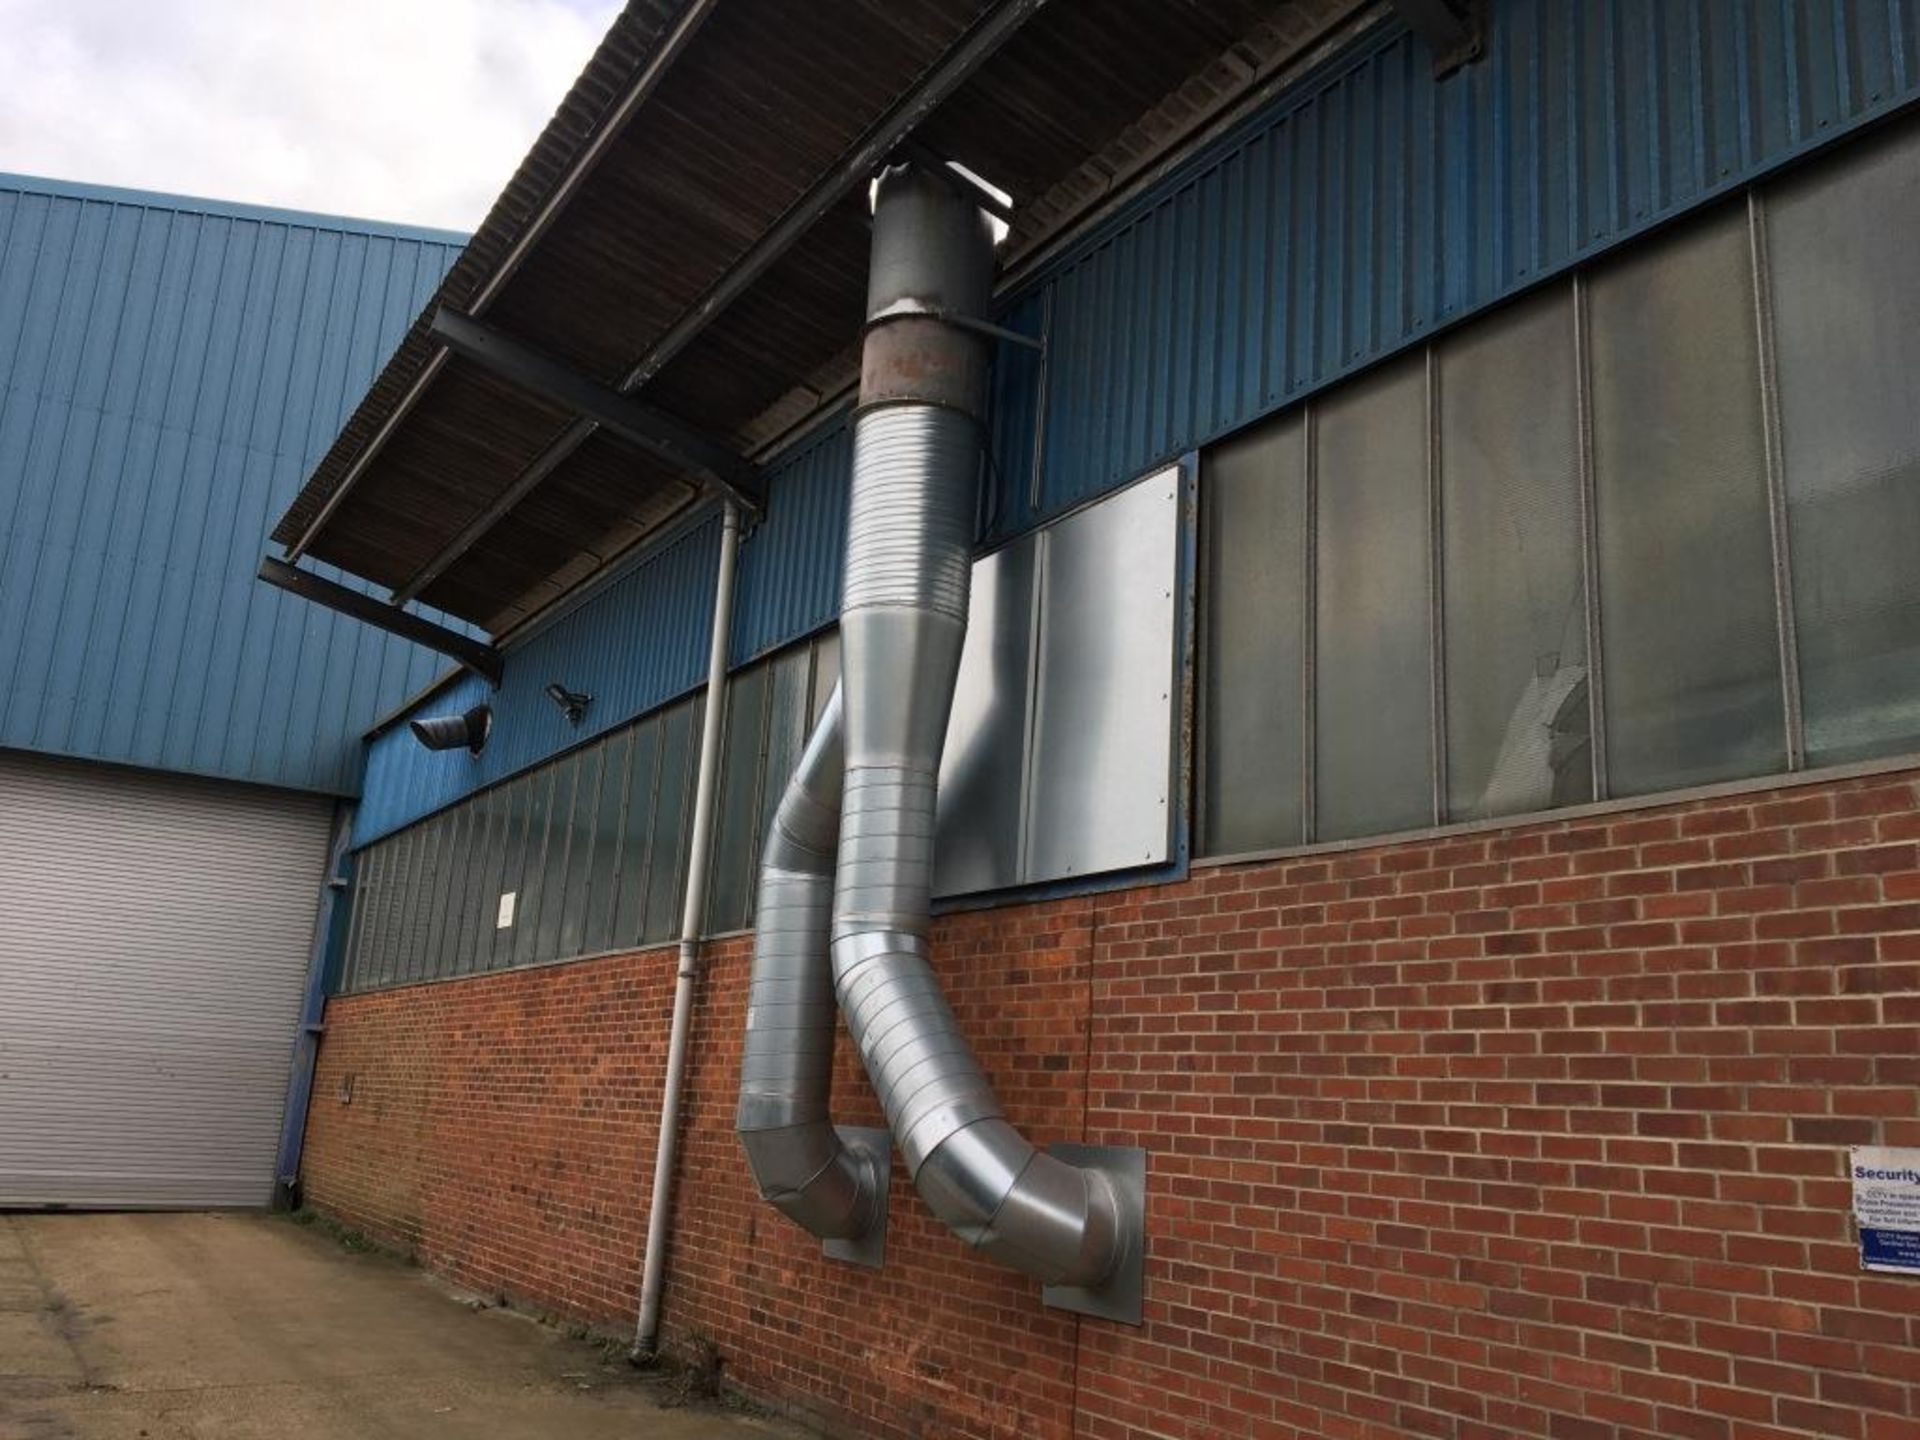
271 0 1367 640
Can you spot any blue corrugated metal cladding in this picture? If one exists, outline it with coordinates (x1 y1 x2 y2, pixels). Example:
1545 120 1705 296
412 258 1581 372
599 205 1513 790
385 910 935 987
355 515 721 841
986 0 1920 534
353 413 859 844
356 0 1920 844
0 174 466 793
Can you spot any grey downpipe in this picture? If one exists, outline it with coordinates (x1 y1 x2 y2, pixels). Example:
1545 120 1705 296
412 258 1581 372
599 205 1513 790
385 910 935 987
634 501 741 1358
831 165 1131 1294
735 687 888 1243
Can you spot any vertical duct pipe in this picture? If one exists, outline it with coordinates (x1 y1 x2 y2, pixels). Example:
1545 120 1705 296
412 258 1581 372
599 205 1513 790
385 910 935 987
634 501 741 1357
737 162 1142 1315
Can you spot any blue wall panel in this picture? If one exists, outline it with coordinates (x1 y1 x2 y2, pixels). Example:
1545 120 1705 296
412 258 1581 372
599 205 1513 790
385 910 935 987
355 404 856 844
730 415 850 665
0 175 466 793
353 0 1920 842
983 0 1920 536
355 515 721 843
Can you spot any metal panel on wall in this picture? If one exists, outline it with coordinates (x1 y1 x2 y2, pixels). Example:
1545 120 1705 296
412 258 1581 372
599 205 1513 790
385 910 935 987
934 538 1036 897
935 468 1179 897
1026 469 1179 879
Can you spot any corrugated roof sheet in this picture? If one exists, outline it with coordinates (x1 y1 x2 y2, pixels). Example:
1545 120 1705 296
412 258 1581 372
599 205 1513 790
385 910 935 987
0 174 466 793
270 0 1343 634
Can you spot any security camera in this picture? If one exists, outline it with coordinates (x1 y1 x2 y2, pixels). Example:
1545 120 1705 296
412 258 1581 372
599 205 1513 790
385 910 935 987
545 682 591 725
410 703 493 755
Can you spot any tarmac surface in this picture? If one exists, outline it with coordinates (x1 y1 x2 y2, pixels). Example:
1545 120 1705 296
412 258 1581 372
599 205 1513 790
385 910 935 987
0 1211 808 1440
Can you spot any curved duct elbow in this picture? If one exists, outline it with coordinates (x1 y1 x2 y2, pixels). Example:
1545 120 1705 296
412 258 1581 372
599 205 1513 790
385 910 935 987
736 689 888 1254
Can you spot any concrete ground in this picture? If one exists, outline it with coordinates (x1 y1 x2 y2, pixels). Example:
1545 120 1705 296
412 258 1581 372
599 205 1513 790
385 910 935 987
0 1212 808 1440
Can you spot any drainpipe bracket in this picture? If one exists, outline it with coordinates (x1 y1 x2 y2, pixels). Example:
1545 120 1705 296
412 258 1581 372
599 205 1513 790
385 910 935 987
822 1125 892 1270
1041 1144 1147 1326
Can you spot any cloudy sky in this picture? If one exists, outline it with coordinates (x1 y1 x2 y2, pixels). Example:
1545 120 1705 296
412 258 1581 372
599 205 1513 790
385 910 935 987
0 0 624 233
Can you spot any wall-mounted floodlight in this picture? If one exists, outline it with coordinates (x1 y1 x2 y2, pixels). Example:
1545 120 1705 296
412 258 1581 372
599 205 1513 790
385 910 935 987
410 703 493 755
545 682 591 725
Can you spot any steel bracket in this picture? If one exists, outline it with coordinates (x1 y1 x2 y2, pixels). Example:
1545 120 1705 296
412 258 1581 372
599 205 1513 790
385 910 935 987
1042 1143 1147 1325
822 1125 891 1270
1391 0 1486 76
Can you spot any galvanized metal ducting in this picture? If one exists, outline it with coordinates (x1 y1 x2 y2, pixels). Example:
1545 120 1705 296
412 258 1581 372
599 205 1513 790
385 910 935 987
736 688 891 1263
737 162 1143 1321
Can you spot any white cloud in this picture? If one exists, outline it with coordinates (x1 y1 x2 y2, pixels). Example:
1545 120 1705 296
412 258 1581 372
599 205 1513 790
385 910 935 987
0 0 623 231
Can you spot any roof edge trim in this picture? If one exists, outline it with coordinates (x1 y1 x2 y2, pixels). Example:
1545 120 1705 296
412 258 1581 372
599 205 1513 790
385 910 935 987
0 171 471 245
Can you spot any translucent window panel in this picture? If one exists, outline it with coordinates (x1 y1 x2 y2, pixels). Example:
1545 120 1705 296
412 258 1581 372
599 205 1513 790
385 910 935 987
1200 411 1306 854
810 630 841 723
513 768 557 967
1440 290 1592 821
422 809 465 979
708 664 770 934
644 698 700 945
388 829 424 984
413 822 449 982
451 792 495 975
1314 356 1434 841
370 835 406 987
535 753 584 962
489 778 533 968
418 820 454 982
1588 205 1785 795
735 645 813 927
470 789 509 971
760 645 815 847
341 846 380 992
433 806 471 978
580 732 631 955
613 717 662 948
554 745 604 958
1769 126 1920 764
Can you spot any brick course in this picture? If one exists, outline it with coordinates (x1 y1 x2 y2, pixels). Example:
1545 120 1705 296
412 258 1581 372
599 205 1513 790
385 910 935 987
303 771 1920 1440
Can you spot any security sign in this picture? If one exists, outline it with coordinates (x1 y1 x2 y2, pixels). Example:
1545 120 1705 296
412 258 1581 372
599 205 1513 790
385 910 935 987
1851 1147 1920 1274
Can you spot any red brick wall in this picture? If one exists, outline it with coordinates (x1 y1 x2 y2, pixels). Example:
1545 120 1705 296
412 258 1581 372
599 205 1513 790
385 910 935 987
303 772 1920 1440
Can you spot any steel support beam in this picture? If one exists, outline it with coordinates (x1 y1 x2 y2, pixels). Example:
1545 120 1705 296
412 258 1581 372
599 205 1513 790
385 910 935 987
430 307 764 512
391 0 1047 611
1391 0 1484 73
284 0 720 563
258 556 503 684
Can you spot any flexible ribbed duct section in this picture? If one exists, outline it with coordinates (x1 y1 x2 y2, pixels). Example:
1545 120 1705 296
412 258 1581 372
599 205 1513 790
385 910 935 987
738 162 1138 1308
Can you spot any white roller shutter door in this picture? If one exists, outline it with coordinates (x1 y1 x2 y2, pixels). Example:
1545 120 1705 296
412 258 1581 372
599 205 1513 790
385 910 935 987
0 750 331 1208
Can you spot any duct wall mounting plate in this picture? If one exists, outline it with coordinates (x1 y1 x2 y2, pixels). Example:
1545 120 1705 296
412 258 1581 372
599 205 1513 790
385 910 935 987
1042 1143 1147 1325
822 1126 891 1270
